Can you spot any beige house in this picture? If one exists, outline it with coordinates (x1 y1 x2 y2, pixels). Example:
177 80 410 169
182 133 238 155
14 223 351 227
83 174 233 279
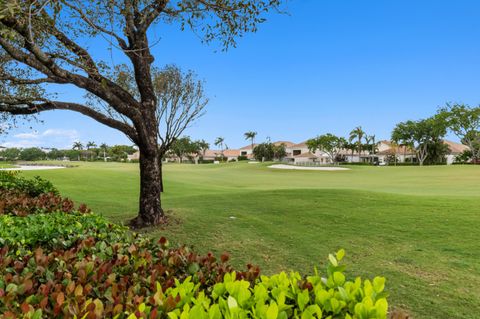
127 151 140 161
285 141 334 164
202 149 240 161
443 140 469 164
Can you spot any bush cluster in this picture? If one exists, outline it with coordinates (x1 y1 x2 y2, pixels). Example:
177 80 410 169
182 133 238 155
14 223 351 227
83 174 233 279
0 171 58 196
0 174 390 318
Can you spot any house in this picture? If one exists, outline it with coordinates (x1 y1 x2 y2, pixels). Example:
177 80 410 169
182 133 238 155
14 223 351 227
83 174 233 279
375 141 416 164
284 141 335 164
285 152 318 165
239 144 257 158
358 140 469 165
443 140 469 164
127 151 140 161
286 141 309 157
202 149 240 161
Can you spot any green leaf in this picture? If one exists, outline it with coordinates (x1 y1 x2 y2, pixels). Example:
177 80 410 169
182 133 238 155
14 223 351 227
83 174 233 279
328 254 338 267
333 272 345 286
373 277 386 293
266 301 279 319
227 296 238 310
336 249 345 261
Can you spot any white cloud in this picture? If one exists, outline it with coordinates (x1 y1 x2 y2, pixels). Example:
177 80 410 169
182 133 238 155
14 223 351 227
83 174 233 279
14 132 40 139
2 129 80 149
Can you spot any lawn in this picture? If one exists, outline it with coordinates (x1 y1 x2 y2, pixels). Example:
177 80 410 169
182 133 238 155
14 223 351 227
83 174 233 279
0 162 17 169
20 162 480 319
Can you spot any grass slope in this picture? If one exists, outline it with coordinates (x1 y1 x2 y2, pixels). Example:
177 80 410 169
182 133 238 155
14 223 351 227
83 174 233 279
21 162 480 319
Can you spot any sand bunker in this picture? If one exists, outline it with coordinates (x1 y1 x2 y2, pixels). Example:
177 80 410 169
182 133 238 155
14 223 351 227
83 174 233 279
268 164 350 171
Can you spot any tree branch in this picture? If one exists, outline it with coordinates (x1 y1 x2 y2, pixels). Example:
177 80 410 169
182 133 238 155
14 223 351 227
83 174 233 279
0 100 139 144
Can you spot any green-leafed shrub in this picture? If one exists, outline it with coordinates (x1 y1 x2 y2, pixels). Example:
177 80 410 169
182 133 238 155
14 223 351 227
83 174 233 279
161 250 388 319
0 171 58 196
0 212 127 250
0 244 388 319
237 156 249 161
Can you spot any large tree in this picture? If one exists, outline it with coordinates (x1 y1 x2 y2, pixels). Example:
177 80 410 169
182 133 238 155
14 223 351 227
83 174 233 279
306 133 347 165
0 0 281 228
438 103 480 163
169 136 201 163
391 116 447 166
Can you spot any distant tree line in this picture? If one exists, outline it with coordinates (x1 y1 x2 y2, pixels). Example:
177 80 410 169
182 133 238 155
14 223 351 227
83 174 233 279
0 143 138 162
304 103 480 166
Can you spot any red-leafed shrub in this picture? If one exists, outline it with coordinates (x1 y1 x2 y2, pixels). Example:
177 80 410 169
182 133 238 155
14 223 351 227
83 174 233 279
0 189 90 216
0 236 260 318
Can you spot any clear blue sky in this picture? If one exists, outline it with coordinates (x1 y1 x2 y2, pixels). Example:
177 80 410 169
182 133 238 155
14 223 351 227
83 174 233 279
2 0 480 149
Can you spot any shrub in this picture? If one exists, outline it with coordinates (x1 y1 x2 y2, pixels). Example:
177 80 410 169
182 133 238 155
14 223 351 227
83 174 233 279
164 250 388 319
0 189 89 216
237 155 249 161
0 235 260 318
0 246 388 319
0 212 126 251
0 171 58 196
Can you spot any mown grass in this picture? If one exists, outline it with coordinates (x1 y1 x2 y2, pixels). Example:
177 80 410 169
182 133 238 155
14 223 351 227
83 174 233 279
0 162 17 169
20 162 480 319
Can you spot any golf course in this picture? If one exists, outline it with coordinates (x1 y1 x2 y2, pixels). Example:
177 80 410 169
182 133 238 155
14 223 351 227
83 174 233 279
16 161 480 319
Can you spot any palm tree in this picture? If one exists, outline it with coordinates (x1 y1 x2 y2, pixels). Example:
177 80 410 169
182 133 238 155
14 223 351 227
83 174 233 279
244 131 257 157
100 143 108 162
364 134 376 164
86 141 97 161
214 137 225 161
349 126 365 163
72 141 83 161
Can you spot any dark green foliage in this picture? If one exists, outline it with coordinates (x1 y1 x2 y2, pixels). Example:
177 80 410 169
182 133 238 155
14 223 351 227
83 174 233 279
18 148 46 161
455 149 473 163
0 148 20 161
253 142 286 161
0 171 58 196
423 141 449 165
169 136 204 162
237 155 249 161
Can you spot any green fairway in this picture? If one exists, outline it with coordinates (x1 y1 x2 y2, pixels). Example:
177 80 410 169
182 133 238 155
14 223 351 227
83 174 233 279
20 162 480 319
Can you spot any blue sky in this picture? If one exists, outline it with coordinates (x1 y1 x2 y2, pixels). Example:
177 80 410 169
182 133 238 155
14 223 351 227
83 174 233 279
2 0 480 149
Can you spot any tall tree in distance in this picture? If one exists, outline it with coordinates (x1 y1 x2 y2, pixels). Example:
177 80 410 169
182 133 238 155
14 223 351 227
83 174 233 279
244 131 257 155
86 141 97 161
197 139 210 161
0 0 282 227
438 104 480 163
72 141 83 161
214 137 225 161
349 126 365 162
100 143 108 162
307 134 347 165
364 134 376 164
392 116 447 166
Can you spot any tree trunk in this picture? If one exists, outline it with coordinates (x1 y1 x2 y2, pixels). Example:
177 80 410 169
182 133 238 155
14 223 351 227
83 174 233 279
159 159 164 192
130 148 165 228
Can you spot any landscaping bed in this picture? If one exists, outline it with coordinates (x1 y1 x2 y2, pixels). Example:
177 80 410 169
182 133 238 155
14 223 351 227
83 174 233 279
0 171 389 318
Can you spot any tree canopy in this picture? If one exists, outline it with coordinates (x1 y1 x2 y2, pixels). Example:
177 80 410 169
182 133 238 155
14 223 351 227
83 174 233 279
0 0 283 227
307 134 347 165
